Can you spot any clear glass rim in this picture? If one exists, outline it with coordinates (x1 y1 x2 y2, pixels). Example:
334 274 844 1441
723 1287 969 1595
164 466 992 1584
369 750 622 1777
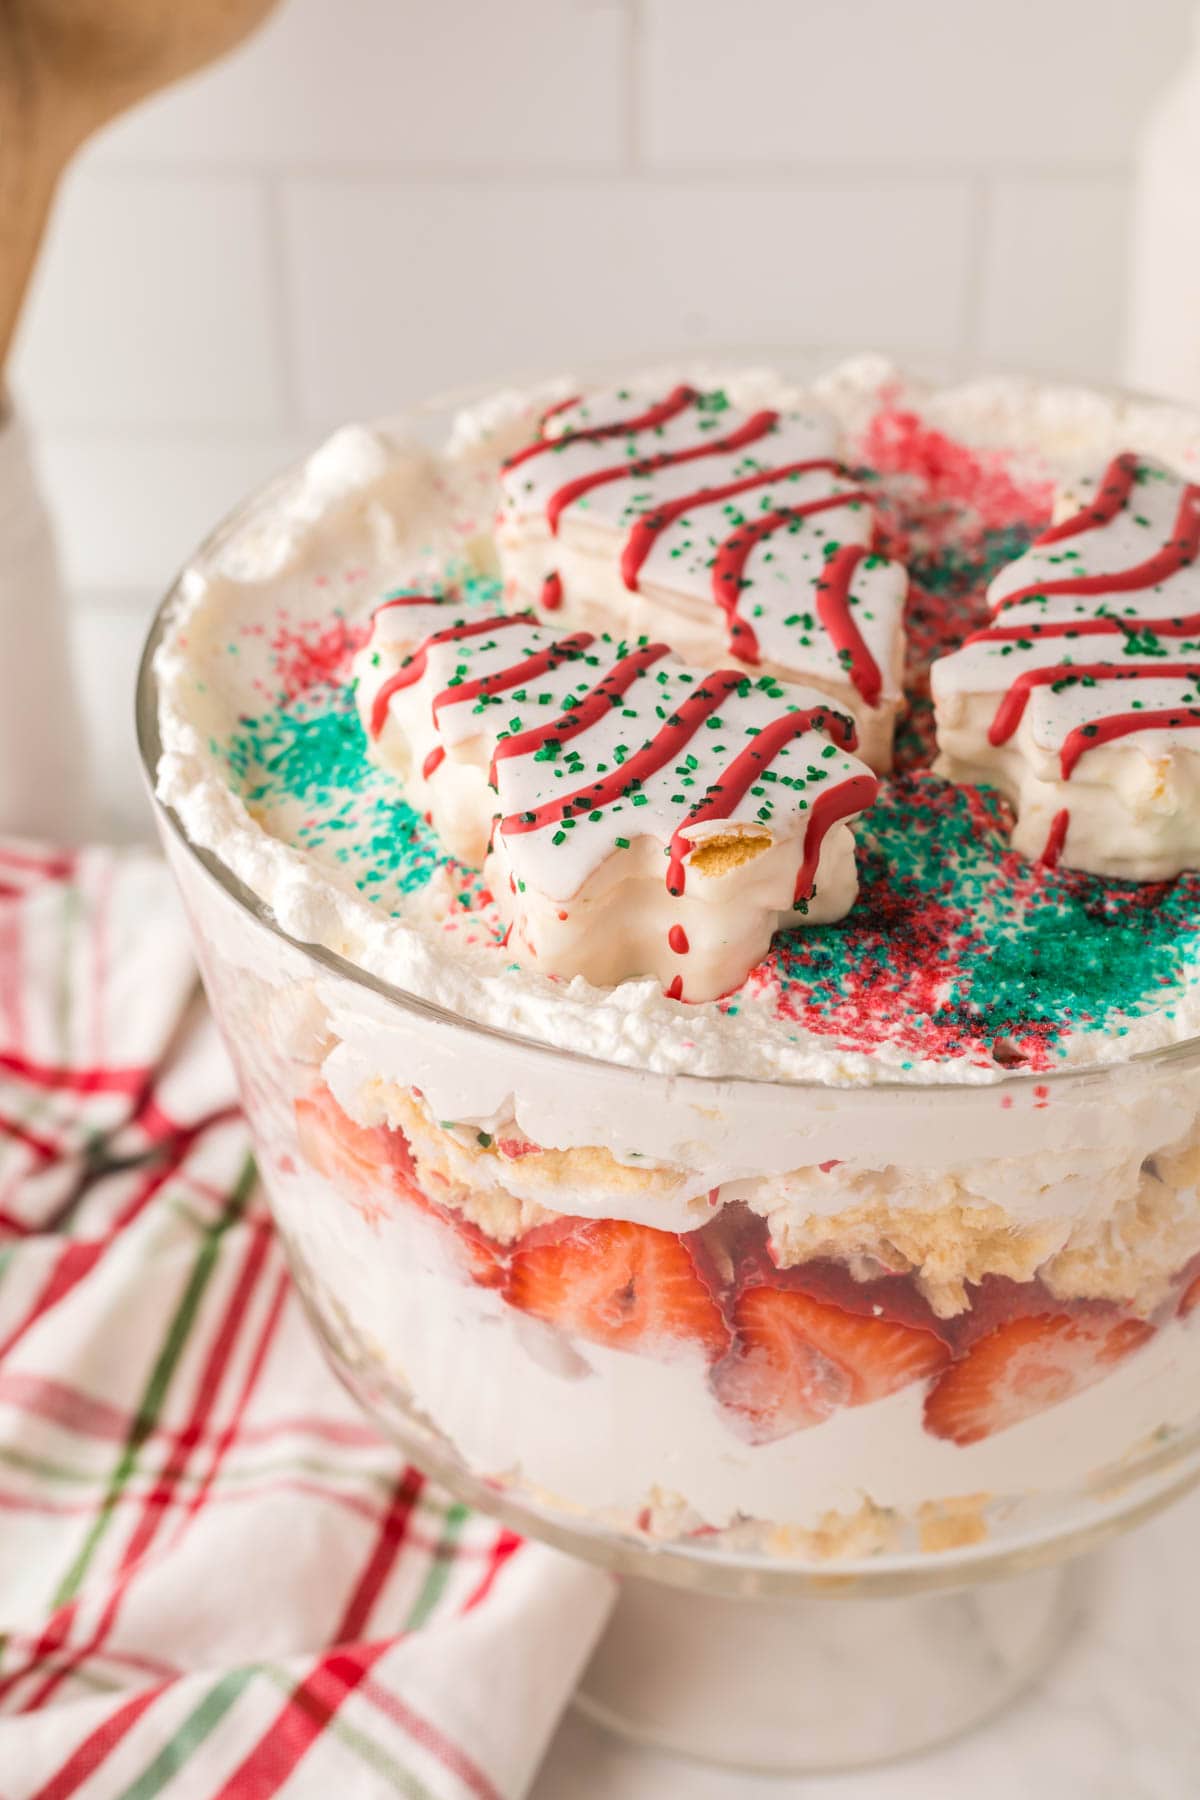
135 354 1200 1101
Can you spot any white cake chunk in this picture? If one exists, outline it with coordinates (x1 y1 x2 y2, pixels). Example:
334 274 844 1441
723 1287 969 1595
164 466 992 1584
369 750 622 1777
354 591 879 1001
932 453 1200 879
495 385 908 772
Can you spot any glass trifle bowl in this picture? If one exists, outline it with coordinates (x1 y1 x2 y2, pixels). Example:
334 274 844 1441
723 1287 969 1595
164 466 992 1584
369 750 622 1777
137 357 1200 1772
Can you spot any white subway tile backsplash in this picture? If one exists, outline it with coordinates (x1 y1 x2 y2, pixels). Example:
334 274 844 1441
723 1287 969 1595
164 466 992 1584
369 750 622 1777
977 175 1131 380
35 436 310 592
282 175 973 423
641 0 1191 169
93 0 630 171
10 1 1181 844
11 170 285 432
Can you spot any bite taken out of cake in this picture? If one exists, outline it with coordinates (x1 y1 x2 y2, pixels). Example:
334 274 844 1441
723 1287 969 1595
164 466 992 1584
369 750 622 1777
354 592 877 1000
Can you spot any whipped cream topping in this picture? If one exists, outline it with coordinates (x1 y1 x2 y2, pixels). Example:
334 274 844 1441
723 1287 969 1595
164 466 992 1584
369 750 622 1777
153 356 1200 1085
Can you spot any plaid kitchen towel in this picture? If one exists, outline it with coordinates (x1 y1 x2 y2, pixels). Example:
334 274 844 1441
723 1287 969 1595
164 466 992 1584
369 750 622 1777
0 840 613 1800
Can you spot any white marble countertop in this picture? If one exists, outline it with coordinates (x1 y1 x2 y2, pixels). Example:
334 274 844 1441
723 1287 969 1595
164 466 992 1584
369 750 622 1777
532 1486 1200 1799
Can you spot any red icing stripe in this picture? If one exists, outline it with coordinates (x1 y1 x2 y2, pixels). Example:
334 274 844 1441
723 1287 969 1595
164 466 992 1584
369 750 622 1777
368 614 527 737
1061 707 1200 778
793 774 880 902
969 613 1200 645
369 591 448 642
815 543 887 708
707 481 869 664
666 976 684 1000
540 571 564 612
1040 808 1070 867
665 704 860 897
622 458 847 594
422 746 446 780
490 642 671 785
668 924 689 954
500 670 746 837
988 660 1200 746
432 630 594 717
1033 452 1139 546
373 591 442 615
546 409 780 535
992 483 1200 615
502 384 698 474
538 393 582 433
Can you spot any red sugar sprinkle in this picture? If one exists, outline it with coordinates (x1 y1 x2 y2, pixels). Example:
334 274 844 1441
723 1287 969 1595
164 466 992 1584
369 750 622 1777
270 614 369 702
860 405 1053 531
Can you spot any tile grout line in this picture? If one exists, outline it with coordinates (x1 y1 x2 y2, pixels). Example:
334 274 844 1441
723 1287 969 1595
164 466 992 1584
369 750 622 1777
82 155 1136 186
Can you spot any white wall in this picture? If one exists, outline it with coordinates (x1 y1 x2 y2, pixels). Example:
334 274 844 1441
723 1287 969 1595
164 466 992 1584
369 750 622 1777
10 0 1191 832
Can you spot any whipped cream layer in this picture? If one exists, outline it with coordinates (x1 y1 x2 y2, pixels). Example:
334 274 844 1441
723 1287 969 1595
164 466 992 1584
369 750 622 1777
154 356 1200 1085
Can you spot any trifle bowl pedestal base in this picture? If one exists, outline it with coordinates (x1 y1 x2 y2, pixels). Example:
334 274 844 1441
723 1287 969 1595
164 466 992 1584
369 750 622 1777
574 1561 1082 1774
288 1246 1177 1775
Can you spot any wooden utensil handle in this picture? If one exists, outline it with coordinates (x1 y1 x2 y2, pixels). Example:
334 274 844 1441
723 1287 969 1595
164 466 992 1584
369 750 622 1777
0 0 279 364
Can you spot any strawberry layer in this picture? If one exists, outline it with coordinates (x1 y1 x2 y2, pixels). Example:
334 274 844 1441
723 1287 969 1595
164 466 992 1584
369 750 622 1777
266 1142 1200 1559
269 1077 1200 1558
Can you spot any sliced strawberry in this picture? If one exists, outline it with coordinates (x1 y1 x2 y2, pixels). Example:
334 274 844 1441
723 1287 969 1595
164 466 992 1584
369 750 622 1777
294 1084 502 1286
760 1252 954 1346
410 1188 505 1289
506 1218 730 1361
924 1311 1155 1446
773 1287 950 1402
711 1288 852 1443
712 1284 949 1444
941 1275 1084 1353
294 1083 415 1216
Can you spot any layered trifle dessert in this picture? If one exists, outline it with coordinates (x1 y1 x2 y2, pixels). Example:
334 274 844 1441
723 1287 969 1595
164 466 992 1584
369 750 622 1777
150 356 1200 1565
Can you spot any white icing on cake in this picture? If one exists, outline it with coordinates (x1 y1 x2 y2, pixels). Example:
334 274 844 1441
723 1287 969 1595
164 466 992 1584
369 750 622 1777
353 595 875 1000
933 454 1200 878
496 384 907 771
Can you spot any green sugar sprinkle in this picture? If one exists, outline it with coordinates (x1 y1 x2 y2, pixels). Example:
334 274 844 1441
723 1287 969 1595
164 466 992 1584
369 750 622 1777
225 694 446 905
